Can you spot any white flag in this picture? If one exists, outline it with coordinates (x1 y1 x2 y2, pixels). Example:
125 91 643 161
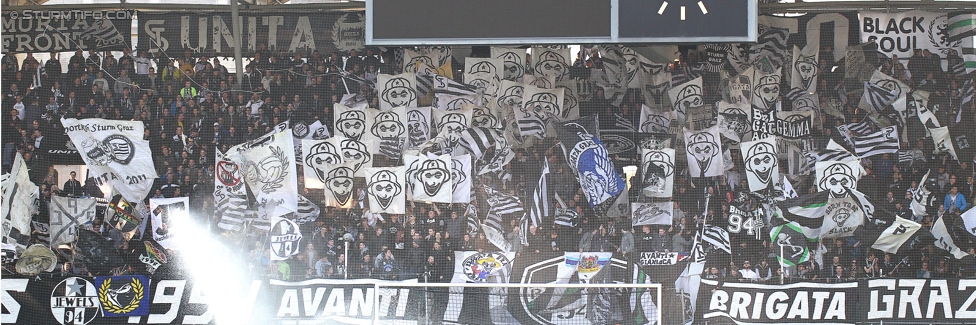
451 155 472 203
871 217 921 254
269 216 303 261
234 129 299 218
962 207 976 237
412 154 454 203
364 106 407 155
333 102 369 141
149 197 189 250
790 44 820 94
669 77 703 117
2 153 38 245
214 149 248 232
48 197 96 247
631 202 673 226
910 170 932 217
491 47 526 82
322 162 357 209
450 251 515 283
740 136 779 192
301 139 341 189
820 196 865 239
61 118 158 203
361 166 407 214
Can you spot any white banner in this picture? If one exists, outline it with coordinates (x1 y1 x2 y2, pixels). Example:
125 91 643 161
641 147 675 197
450 155 472 203
631 202 673 226
859 10 964 59
61 118 157 203
412 154 453 203
684 126 725 178
377 73 419 111
149 197 189 250
740 137 780 192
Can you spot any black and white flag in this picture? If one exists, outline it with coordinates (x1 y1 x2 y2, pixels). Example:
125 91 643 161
61 118 157 203
871 217 923 254
458 127 502 159
631 202 673 226
702 226 732 254
484 185 524 216
481 213 513 253
859 70 907 114
433 74 481 111
269 217 303 261
852 125 899 158
361 166 406 214
815 160 862 198
463 58 503 103
684 126 725 178
214 149 248 232
365 107 406 158
930 126 959 161
668 77 703 117
322 162 357 209
751 68 782 110
432 106 473 155
234 128 299 219
529 160 551 228
48 197 96 247
641 147 675 197
639 104 673 134
932 215 971 259
405 106 433 150
530 48 571 82
821 195 865 239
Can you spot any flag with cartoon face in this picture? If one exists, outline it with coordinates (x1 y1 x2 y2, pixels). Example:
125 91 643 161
405 107 432 150
639 60 672 108
333 103 369 141
464 58 503 99
751 68 782 111
362 166 406 214
790 45 819 94
301 139 342 189
377 73 419 110
639 104 673 134
491 47 526 82
859 70 908 114
668 77 703 117
337 136 374 175
451 155 472 203
322 162 357 209
432 106 473 155
531 47 571 82
641 147 675 198
518 84 564 138
741 137 779 191
412 154 454 203
365 107 406 158
557 116 625 208
815 160 862 198
683 126 724 178
433 74 481 111
821 195 865 239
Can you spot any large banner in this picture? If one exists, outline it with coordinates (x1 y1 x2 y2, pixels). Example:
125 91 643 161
859 10 964 58
61 118 157 204
700 279 860 324
2 10 134 53
137 11 364 56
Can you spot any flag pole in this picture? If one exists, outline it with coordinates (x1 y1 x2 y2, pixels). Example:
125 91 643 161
780 243 785 284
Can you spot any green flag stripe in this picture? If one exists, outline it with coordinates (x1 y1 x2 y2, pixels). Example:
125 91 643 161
949 18 976 31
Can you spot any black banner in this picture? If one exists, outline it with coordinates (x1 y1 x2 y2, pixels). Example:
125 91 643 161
2 10 134 53
861 278 976 323
137 12 364 56
700 279 860 324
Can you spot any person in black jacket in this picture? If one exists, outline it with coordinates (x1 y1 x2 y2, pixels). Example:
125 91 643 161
62 171 83 197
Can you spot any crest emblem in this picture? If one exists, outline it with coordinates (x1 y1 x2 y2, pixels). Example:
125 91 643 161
51 277 100 325
461 252 511 282
95 276 149 317
270 218 303 259
331 13 365 52
81 135 135 166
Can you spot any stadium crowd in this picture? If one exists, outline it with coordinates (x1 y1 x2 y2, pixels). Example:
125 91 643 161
1 44 975 285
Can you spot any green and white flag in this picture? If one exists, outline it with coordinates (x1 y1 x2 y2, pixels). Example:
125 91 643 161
770 222 812 267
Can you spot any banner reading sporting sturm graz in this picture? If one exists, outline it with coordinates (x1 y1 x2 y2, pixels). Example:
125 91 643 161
138 11 365 56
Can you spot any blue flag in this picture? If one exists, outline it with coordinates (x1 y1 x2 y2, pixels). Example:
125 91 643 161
94 275 151 317
557 116 625 208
